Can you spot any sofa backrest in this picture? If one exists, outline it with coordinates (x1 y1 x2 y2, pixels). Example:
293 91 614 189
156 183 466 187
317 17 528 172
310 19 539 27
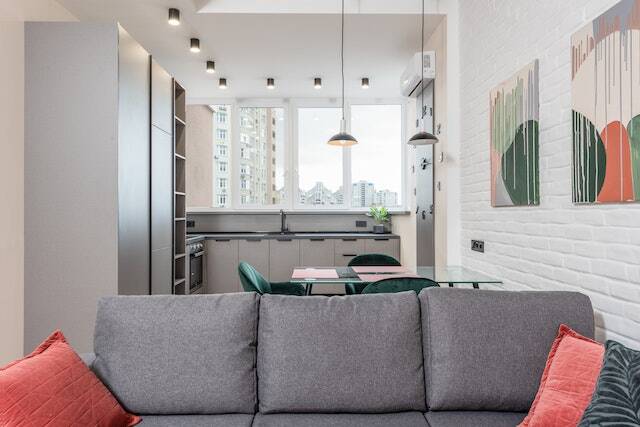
419 288 594 412
93 293 259 415
257 292 426 413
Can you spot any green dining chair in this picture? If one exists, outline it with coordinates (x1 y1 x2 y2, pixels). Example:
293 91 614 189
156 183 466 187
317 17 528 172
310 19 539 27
238 261 306 296
361 277 439 294
345 253 401 295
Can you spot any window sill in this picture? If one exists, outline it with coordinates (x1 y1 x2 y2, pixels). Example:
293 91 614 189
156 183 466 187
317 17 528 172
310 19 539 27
187 209 411 215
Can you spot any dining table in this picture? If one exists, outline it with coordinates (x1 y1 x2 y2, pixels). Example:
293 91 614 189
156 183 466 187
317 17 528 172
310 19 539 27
290 265 503 295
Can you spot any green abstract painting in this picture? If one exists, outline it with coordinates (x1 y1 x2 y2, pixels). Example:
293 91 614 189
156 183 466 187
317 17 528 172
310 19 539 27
490 60 540 207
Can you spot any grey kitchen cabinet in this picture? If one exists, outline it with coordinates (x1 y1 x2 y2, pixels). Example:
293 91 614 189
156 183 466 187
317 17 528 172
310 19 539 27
269 239 301 282
364 238 401 261
150 127 173 250
334 238 365 266
151 247 173 295
151 59 173 134
239 239 270 280
206 239 240 293
301 238 335 266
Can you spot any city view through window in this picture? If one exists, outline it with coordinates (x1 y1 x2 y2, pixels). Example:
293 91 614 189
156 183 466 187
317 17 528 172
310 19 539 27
211 104 402 209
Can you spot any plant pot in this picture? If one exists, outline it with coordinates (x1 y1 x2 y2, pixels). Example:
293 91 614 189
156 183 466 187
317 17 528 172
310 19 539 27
373 224 387 234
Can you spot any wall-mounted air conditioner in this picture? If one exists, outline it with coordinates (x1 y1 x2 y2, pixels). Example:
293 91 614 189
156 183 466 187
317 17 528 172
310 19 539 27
400 51 436 97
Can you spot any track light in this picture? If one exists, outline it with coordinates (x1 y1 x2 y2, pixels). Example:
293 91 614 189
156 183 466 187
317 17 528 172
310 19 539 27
314 77 322 89
168 8 180 26
267 78 275 90
219 78 227 89
190 38 200 53
206 61 215 74
361 77 370 89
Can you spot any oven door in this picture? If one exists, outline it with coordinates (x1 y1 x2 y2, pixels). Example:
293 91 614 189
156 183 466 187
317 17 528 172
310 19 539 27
189 251 204 293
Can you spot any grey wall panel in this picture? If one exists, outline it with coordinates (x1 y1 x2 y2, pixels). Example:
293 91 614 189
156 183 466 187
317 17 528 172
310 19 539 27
151 126 173 251
151 59 173 135
151 247 173 295
25 23 119 353
117 25 150 296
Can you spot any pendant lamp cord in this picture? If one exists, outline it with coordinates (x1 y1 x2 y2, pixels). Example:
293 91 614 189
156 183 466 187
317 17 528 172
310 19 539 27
341 0 345 121
420 0 425 122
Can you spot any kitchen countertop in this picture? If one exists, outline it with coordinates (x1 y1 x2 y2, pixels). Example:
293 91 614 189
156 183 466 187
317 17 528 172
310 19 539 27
187 232 399 240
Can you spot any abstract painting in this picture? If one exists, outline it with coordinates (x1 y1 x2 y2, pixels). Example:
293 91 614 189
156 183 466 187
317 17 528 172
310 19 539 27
490 60 540 207
572 0 640 203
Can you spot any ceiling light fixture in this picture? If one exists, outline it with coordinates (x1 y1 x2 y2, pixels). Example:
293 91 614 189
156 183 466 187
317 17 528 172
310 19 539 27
219 78 227 89
327 0 357 147
190 38 200 53
314 77 322 89
267 78 275 90
408 0 438 146
168 8 180 26
361 77 370 89
206 60 215 73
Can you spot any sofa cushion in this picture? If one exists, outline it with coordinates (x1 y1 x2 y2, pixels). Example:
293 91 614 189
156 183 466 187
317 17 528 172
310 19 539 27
93 294 259 414
253 412 428 426
138 414 254 427
419 288 594 411
257 292 426 413
424 411 527 427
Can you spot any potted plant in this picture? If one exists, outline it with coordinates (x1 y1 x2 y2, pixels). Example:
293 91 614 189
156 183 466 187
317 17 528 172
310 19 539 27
368 206 390 234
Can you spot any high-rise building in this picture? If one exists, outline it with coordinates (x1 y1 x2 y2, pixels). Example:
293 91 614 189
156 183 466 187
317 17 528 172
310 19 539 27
352 180 376 207
212 105 230 208
375 189 398 207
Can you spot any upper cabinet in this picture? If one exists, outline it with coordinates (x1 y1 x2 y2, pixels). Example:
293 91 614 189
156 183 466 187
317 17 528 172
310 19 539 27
151 59 174 135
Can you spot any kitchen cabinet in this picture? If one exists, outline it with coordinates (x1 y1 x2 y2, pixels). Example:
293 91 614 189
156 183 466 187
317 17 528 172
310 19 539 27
334 238 365 266
301 238 334 266
151 60 173 134
239 239 270 280
151 248 172 295
364 238 401 261
206 239 240 293
269 239 301 282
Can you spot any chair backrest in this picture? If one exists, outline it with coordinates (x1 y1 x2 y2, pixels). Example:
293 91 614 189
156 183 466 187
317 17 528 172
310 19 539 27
238 262 272 294
348 253 401 267
361 277 439 294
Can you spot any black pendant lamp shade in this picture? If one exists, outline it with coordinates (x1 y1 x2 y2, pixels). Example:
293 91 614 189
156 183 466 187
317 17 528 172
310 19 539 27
408 0 438 146
190 38 200 53
328 0 357 146
206 60 215 73
168 8 180 26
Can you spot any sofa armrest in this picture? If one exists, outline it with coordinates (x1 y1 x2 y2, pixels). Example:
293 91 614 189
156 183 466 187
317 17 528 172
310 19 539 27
79 352 96 370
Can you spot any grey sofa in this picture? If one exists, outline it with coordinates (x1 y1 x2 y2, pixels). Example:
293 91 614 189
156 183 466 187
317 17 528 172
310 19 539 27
84 288 594 427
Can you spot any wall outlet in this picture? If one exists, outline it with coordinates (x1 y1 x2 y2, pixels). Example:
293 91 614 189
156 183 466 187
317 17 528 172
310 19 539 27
355 220 367 228
186 220 196 228
471 240 484 253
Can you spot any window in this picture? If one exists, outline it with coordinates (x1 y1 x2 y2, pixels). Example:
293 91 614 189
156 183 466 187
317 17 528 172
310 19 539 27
238 107 285 206
211 105 232 208
297 108 343 206
350 105 403 208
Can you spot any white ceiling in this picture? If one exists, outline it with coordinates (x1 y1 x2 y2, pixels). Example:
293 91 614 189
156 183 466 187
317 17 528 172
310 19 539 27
59 0 443 100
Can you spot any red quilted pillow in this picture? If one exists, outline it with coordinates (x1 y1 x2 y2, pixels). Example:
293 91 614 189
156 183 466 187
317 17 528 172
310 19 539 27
0 330 140 427
519 324 604 427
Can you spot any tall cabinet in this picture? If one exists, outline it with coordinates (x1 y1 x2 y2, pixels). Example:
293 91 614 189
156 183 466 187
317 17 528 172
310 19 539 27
25 22 184 353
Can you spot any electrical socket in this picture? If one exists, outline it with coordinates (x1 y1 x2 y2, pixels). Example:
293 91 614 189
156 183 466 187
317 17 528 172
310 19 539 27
355 220 367 228
187 220 196 228
471 240 484 253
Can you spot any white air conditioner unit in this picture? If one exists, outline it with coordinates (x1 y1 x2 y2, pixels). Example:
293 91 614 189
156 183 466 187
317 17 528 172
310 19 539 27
400 51 436 97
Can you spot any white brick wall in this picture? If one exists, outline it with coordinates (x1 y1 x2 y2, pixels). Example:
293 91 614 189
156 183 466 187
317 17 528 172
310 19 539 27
458 0 640 347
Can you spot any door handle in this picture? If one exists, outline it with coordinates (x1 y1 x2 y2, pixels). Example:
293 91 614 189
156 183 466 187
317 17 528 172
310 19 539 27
421 210 426 220
415 205 420 215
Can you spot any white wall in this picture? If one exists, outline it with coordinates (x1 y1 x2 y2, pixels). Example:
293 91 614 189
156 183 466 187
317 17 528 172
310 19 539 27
0 0 75 364
458 0 640 347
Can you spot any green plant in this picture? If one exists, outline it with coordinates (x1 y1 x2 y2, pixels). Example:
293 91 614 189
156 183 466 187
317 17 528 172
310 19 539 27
368 206 390 224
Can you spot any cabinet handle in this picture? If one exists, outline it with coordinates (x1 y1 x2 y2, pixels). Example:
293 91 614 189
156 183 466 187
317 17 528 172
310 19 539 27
374 238 390 241
215 239 231 242
342 254 357 257
277 238 293 242
310 238 325 241
341 238 357 242
246 238 262 242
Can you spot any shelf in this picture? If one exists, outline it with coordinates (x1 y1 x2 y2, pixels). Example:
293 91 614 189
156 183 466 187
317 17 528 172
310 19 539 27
175 153 185 160
174 278 186 286
174 115 185 126
175 217 186 221
175 191 186 196
174 253 186 259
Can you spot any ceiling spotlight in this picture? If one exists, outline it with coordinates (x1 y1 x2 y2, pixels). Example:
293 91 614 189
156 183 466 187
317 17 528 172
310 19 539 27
206 60 216 74
314 77 322 89
219 78 227 89
361 77 370 89
267 78 275 90
190 38 200 53
168 8 180 26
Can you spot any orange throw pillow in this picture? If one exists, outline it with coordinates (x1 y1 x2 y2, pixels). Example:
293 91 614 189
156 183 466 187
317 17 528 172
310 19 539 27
519 324 604 427
0 330 140 427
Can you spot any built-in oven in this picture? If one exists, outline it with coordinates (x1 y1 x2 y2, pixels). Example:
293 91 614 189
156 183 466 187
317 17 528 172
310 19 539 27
187 239 205 294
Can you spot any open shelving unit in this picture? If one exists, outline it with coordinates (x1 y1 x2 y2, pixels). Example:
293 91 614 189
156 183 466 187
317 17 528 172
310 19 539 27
173 80 187 295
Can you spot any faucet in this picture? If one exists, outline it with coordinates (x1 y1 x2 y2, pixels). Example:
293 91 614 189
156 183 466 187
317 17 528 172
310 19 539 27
280 209 288 234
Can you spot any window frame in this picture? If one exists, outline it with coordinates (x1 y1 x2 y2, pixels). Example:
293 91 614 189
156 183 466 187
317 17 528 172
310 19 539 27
187 97 408 213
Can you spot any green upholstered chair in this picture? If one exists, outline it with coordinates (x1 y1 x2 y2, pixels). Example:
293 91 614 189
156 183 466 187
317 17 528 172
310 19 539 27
361 276 439 294
345 253 402 295
238 261 306 296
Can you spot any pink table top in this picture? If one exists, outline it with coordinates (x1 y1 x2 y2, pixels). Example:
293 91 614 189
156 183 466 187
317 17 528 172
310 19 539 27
291 268 339 279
